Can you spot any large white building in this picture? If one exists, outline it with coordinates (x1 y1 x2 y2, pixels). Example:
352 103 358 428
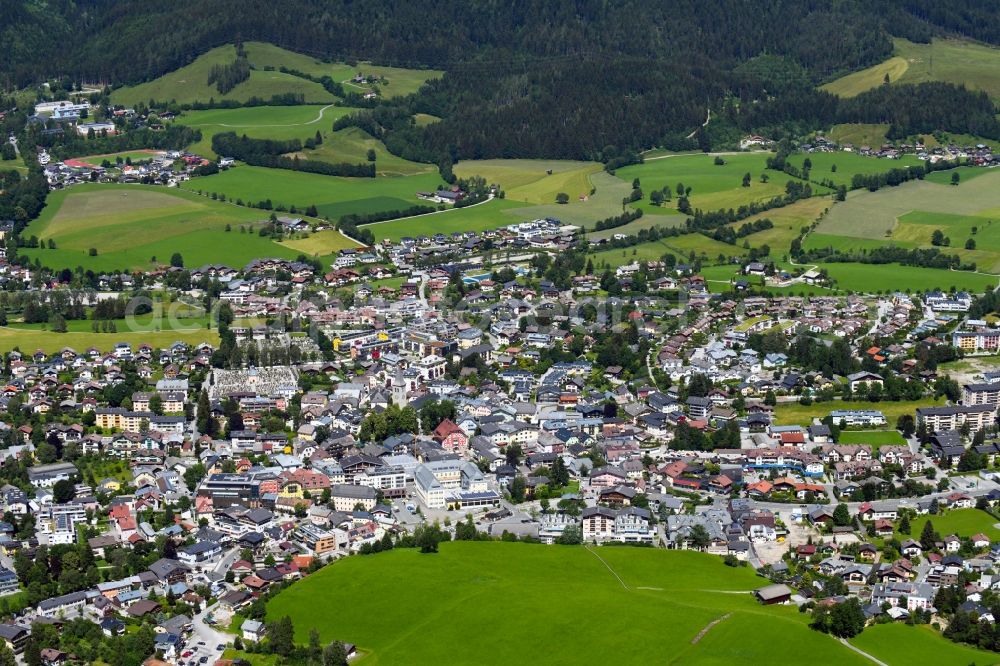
413 460 498 510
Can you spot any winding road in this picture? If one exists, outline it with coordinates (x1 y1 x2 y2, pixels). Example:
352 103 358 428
185 103 340 129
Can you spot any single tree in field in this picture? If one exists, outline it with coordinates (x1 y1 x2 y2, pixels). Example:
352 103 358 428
170 252 184 267
966 238 976 250
741 172 751 187
952 171 961 186
555 192 569 204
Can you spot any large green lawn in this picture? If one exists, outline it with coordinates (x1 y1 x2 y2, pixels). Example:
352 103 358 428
0 326 218 354
175 105 357 157
816 262 998 293
913 509 1000 541
822 38 1000 101
111 45 337 106
773 398 946 426
183 166 444 221
783 151 923 188
615 153 826 214
368 197 530 242
267 541 875 666
850 624 1000 666
836 430 907 448
453 159 603 205
20 184 307 271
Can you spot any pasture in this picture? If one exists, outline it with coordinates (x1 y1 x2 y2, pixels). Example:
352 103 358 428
368 198 529 242
820 57 910 97
821 38 1000 101
452 159 602 205
176 104 356 156
783 151 923 188
503 171 635 228
71 150 165 167
812 171 1000 272
588 209 683 241
181 165 442 221
110 45 336 106
727 197 830 255
266 541 878 666
826 124 890 148
850 624 1000 666
615 153 818 214
292 127 434 176
20 184 308 271
817 262 998 293
282 229 370 257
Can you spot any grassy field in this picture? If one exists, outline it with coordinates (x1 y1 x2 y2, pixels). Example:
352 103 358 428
292 127 435 176
821 57 910 97
453 159 603 205
727 197 831 255
826 124 891 148
912 509 1000 541
821 38 1000 101
588 208 683 240
0 326 218 354
368 198 530 242
816 262 998 293
20 184 309 271
176 105 356 156
836 430 907 448
784 152 923 188
503 171 635 228
182 165 442 221
412 113 440 126
811 171 1000 273
111 45 336 106
282 229 368 257
773 398 945 426
591 239 680 269
851 624 1000 666
71 150 165 167
266 541 876 666
615 153 823 214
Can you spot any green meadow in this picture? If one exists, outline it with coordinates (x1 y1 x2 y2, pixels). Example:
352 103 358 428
181 165 443 221
783 151 923 188
912 509 1000 541
266 541 878 666
291 127 435 177
0 327 218 354
826 124 891 148
822 38 1000 101
20 184 310 271
614 153 820 214
773 398 946 427
111 45 336 106
850 624 1000 666
836 430 907 448
368 198 529 242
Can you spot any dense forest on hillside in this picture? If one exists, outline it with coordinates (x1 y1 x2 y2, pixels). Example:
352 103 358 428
3 0 1000 160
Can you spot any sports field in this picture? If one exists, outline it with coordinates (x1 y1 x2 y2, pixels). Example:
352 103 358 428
615 153 820 214
181 165 442 221
836 430 906 448
19 184 316 271
822 38 1000 101
176 105 356 156
912 509 1000 541
773 398 946 426
810 171 1000 272
266 541 877 666
111 45 337 106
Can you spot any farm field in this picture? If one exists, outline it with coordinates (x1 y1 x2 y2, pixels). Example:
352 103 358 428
588 209 683 240
70 150 165 167
816 262 998 293
281 229 368 257
850 624 1000 666
325 62 443 98
0 326 218 354
772 398 945 427
925 166 995 185
912 509 1000 541
665 233 747 261
181 165 442 221
110 45 336 106
452 159 602 205
811 171 1000 273
615 153 820 214
176 105 356 157
826 124 890 148
590 239 679 269
20 184 306 271
503 172 635 228
292 127 434 176
783 151 923 188
728 197 831 255
836 430 907 448
822 38 1000 101
368 198 529 242
820 57 910 97
266 541 876 666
